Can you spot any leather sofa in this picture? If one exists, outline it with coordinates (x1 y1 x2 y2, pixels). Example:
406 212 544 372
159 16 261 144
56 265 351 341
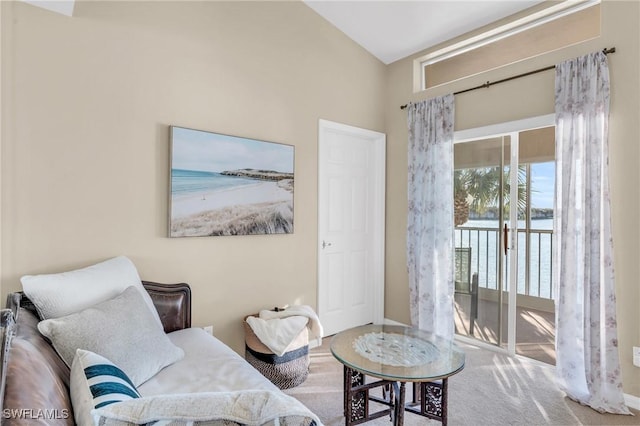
0 281 191 425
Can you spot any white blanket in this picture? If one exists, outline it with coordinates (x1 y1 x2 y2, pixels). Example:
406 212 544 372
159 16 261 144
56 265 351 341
93 389 322 426
139 328 280 396
134 328 322 425
247 305 323 356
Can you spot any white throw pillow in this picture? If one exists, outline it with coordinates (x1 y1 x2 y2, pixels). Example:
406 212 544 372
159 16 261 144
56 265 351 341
21 256 161 326
70 349 141 426
38 286 184 387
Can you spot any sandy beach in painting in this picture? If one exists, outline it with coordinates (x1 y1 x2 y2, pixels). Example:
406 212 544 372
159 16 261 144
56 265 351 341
170 180 293 237
172 180 290 218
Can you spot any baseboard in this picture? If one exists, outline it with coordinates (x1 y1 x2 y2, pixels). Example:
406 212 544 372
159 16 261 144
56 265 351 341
382 318 640 411
383 318 408 326
624 393 640 411
308 337 322 350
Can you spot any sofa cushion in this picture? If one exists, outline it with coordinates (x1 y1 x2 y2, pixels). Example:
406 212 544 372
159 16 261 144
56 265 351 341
71 349 141 426
38 286 184 387
21 256 161 327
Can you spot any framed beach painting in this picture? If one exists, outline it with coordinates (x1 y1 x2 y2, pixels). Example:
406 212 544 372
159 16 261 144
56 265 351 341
169 126 294 237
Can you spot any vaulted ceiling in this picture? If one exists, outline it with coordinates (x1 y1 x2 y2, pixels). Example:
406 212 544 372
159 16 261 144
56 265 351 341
303 1 544 64
20 0 545 65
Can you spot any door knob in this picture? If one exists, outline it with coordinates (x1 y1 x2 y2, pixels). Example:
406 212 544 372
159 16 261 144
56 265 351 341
322 240 332 249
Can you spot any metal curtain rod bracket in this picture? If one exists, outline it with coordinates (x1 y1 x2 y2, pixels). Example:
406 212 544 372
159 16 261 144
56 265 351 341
400 46 616 110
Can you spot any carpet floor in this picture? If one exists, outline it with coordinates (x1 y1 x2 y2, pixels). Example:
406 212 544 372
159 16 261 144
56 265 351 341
284 338 639 426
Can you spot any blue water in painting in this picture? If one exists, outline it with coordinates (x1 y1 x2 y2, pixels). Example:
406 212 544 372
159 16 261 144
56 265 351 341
171 169 256 198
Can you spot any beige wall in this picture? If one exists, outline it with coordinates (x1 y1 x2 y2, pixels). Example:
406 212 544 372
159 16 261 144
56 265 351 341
385 0 639 398
0 0 386 352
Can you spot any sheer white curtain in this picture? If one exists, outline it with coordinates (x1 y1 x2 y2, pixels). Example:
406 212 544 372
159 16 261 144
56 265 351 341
407 94 455 339
554 51 631 414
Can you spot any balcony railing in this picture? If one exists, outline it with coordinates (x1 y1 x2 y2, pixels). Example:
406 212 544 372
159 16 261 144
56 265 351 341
455 226 554 300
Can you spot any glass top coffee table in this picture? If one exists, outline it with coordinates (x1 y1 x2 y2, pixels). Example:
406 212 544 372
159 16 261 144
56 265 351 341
331 324 465 426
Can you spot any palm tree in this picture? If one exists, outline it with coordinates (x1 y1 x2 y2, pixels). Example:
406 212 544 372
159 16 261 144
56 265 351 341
454 166 528 226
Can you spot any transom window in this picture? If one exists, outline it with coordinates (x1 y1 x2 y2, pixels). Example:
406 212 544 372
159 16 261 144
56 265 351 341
415 1 600 91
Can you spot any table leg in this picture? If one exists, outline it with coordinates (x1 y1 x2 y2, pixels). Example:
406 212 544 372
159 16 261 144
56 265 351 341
343 366 366 425
412 382 420 404
343 366 348 420
442 378 448 425
342 367 398 425
423 378 447 425
395 382 406 426
405 378 449 425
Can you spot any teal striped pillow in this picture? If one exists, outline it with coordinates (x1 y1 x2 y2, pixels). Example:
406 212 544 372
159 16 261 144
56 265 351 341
70 349 141 425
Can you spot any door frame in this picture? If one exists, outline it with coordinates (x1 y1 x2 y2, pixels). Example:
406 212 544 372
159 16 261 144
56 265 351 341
317 119 386 332
453 113 555 356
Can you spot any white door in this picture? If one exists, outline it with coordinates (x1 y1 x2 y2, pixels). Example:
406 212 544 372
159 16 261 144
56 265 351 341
317 119 385 336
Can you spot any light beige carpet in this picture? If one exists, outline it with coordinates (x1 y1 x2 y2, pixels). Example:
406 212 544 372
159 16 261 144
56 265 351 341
284 339 639 426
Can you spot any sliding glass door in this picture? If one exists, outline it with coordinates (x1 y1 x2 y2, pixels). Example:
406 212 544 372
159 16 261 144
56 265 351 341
453 135 513 350
453 117 556 364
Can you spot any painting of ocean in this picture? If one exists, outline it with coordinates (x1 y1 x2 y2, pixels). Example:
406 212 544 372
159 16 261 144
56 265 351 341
169 126 294 237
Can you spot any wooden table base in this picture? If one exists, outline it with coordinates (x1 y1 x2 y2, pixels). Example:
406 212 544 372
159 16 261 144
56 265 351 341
343 366 449 426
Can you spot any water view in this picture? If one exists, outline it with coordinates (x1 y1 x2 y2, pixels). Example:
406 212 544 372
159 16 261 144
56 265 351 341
456 218 554 299
454 160 555 300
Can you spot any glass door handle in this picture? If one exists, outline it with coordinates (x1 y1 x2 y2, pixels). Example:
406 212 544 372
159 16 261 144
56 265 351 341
503 223 508 256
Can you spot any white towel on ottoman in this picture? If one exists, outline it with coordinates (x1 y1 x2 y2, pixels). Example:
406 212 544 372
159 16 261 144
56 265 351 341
246 305 323 356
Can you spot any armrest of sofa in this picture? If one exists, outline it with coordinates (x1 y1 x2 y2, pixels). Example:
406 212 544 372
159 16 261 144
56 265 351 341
0 305 74 425
142 281 192 333
0 309 15 414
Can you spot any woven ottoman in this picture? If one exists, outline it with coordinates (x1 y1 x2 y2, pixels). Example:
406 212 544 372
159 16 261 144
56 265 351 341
243 314 310 389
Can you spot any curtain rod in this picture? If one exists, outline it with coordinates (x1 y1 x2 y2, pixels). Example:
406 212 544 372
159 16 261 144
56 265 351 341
399 47 616 110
